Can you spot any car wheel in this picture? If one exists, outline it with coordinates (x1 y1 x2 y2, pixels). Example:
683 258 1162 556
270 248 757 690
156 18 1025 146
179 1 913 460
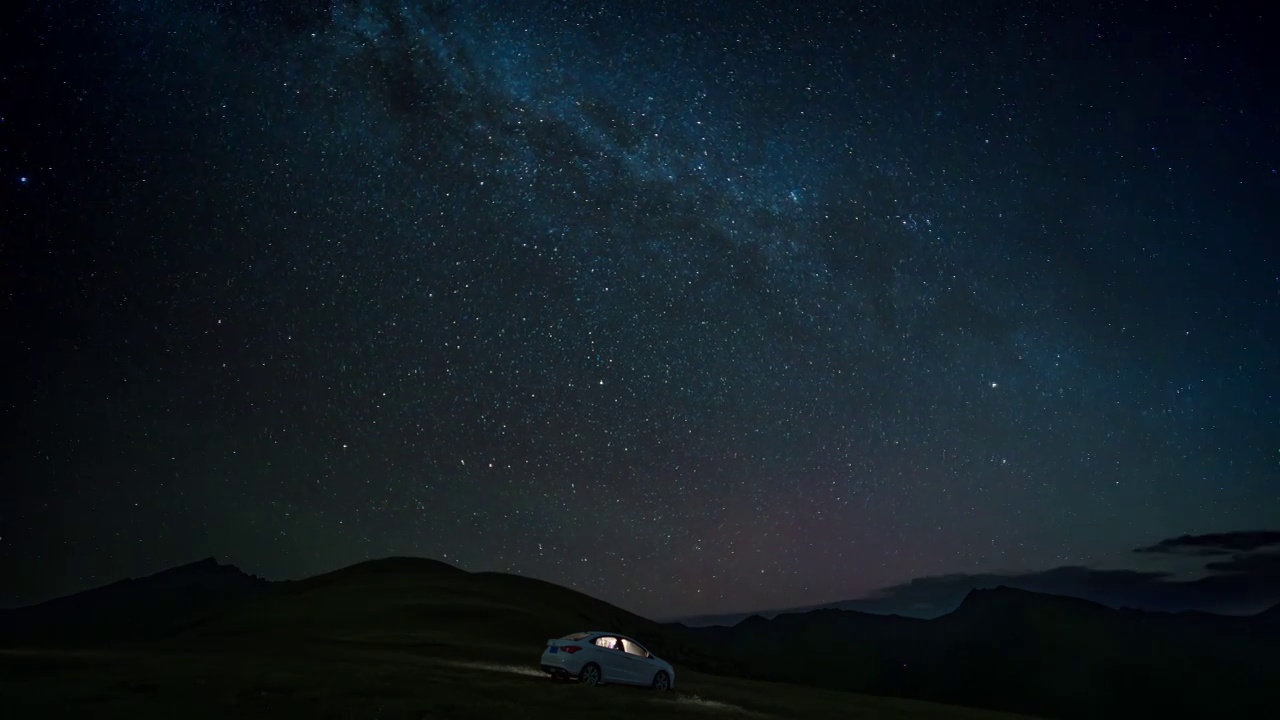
579 663 602 686
652 671 670 691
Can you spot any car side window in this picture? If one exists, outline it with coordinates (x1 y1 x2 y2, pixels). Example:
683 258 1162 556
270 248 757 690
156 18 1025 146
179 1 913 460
593 636 617 649
621 639 649 657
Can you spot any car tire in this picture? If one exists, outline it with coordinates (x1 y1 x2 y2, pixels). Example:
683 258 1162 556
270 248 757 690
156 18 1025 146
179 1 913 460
579 663 602 686
652 671 670 691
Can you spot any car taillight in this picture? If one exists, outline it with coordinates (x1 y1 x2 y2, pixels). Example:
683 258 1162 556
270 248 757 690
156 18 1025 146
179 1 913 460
561 645 582 654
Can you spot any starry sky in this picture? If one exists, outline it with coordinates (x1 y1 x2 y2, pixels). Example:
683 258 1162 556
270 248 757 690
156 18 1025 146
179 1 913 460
3 0 1278 619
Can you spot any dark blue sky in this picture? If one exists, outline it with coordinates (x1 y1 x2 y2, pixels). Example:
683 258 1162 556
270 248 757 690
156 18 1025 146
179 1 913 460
3 0 1277 618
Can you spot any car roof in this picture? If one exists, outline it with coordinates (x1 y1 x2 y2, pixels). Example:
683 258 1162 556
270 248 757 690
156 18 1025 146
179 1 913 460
584 631 640 643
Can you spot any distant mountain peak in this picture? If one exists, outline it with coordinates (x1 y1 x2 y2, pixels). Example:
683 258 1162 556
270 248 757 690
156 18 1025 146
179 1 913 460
0 556 270 647
141 556 263 583
158 556 222 573
953 585 1112 618
954 585 1018 609
333 556 466 575
961 584 1025 599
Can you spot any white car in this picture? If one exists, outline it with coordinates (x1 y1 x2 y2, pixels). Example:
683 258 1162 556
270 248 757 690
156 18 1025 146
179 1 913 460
540 631 675 690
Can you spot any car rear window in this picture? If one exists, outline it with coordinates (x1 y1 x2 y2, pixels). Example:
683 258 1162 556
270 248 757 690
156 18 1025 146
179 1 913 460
560 632 590 640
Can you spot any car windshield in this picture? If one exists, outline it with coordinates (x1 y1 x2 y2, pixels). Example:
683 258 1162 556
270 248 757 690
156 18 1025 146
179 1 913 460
559 632 590 641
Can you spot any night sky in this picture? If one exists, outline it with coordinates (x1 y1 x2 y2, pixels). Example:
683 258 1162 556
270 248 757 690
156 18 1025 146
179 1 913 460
3 0 1277 619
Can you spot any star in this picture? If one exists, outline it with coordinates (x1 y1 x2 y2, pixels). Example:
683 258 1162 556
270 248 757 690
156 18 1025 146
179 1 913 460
2 0 1275 623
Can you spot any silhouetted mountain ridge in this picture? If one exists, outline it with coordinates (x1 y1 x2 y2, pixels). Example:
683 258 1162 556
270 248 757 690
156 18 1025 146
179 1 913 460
950 585 1123 627
683 583 1280 718
0 557 269 647
289 556 467 587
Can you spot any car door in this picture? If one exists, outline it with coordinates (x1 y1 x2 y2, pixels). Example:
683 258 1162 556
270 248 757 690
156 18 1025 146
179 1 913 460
591 635 632 683
618 638 656 685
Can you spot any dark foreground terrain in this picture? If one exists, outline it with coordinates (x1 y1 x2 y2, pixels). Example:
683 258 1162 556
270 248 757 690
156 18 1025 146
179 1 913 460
0 558 1030 719
0 642 1032 720
5 556 1279 718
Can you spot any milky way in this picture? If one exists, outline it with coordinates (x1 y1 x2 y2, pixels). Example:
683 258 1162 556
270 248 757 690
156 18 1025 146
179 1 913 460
3 0 1277 617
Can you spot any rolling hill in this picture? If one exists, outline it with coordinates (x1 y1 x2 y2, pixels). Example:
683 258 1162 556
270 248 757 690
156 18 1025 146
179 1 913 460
0 557 1031 719
165 557 734 673
4 557 1278 718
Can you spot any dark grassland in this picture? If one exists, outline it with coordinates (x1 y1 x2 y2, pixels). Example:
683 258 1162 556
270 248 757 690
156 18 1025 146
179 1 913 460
0 643 1033 719
0 558 1034 719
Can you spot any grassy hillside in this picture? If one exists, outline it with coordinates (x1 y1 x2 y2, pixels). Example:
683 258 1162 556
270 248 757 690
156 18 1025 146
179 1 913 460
172 557 733 673
0 644 1038 720
0 557 1035 719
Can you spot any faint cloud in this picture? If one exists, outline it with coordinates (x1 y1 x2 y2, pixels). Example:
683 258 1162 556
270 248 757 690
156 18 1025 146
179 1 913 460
678 535 1280 626
1133 530 1280 555
851 530 1280 618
